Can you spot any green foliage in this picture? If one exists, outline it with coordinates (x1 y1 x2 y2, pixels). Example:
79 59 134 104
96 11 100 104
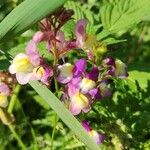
100 0 150 33
0 0 67 42
98 0 150 39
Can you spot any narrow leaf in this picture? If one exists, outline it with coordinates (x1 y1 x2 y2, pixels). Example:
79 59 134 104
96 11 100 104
30 81 100 150
0 0 67 42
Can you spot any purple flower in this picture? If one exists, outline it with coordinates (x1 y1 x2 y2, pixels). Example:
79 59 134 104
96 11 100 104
103 57 128 78
73 58 86 77
57 63 74 84
57 59 86 84
9 41 53 85
75 19 87 48
86 67 99 81
82 121 106 145
58 59 102 115
0 83 10 108
89 88 101 99
67 78 91 115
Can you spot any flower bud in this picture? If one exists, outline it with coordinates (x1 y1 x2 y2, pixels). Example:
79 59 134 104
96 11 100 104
0 108 14 125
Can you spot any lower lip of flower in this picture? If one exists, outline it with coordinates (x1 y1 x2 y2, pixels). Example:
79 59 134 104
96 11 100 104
80 78 96 92
59 63 74 77
73 92 89 108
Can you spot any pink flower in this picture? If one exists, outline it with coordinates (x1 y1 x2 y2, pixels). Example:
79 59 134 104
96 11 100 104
75 19 97 52
75 19 87 48
33 18 76 53
57 59 87 84
68 81 91 116
82 121 106 145
9 41 53 85
0 83 10 108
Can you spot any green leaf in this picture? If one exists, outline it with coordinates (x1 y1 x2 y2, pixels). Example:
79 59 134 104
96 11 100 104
30 81 100 150
0 59 10 71
0 0 67 43
99 0 150 35
65 1 94 23
102 37 126 45
128 64 150 89
128 71 150 89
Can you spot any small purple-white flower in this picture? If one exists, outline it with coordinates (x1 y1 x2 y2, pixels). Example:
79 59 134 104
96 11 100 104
9 41 53 85
68 81 91 116
0 83 10 108
103 57 128 78
75 19 97 50
57 63 74 84
69 91 91 115
75 19 87 48
57 58 86 84
82 121 106 145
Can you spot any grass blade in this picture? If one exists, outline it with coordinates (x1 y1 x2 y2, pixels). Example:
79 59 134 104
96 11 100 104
30 81 100 150
0 0 67 42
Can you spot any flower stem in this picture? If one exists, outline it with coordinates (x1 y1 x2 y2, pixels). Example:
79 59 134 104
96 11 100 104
8 84 21 113
8 125 26 150
7 84 26 149
51 114 59 150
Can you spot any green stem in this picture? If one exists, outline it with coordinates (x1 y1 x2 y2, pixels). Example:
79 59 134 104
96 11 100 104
51 114 59 150
9 125 26 150
16 95 39 150
7 84 26 149
54 78 59 92
8 84 21 113
31 126 39 150
8 84 38 150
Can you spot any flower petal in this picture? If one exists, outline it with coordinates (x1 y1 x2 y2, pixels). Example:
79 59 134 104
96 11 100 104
0 83 10 95
41 67 53 85
73 58 86 77
115 59 128 78
16 72 34 85
86 67 99 81
9 64 16 74
69 101 81 116
82 121 91 132
26 40 41 66
89 88 101 99
90 130 106 145
80 78 96 93
75 19 87 47
33 31 45 43
57 63 74 84
70 92 90 115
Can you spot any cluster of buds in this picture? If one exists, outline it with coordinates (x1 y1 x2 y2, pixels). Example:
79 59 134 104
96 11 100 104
0 72 15 125
8 8 128 144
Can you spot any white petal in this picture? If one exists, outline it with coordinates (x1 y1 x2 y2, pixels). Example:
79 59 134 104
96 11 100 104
9 64 16 74
13 53 28 62
16 72 33 85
